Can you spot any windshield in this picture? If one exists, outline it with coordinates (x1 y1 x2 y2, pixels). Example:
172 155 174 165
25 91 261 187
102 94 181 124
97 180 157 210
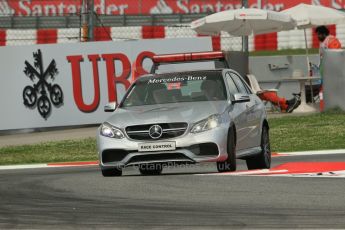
122 71 227 107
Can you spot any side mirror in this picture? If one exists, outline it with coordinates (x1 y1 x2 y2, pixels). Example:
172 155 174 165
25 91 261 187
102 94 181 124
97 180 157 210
232 93 250 104
104 102 117 112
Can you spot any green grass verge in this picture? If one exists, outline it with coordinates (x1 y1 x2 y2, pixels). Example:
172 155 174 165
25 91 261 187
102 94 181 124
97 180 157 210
269 109 345 152
0 109 344 165
0 138 97 165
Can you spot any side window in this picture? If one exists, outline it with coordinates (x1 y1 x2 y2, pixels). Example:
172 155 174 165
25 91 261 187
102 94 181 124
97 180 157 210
243 82 253 94
225 73 239 98
230 73 251 94
241 76 253 94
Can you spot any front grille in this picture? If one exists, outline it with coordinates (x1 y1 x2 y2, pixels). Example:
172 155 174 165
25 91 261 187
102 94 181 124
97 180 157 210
126 123 188 140
126 153 193 165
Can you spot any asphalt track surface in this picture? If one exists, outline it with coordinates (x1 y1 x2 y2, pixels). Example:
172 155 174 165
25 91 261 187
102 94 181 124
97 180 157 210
1 153 345 229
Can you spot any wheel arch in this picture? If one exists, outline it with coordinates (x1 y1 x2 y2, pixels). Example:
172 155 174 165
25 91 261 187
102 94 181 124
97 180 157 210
229 122 237 145
262 119 269 131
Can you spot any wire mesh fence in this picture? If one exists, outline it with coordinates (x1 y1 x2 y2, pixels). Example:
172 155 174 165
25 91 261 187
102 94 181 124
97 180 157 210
0 26 244 51
0 0 244 49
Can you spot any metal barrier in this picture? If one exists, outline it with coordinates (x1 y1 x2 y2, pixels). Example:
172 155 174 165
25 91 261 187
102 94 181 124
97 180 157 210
0 0 245 48
0 14 208 29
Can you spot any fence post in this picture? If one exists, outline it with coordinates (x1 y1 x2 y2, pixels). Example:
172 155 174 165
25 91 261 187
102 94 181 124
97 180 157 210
81 0 89 41
88 0 94 41
242 0 249 52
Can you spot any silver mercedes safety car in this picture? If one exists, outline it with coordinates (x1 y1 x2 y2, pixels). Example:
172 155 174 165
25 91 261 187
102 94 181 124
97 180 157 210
97 53 271 177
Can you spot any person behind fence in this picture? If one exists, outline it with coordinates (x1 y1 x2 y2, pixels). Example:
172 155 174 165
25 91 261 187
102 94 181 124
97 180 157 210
306 26 342 103
316 26 342 58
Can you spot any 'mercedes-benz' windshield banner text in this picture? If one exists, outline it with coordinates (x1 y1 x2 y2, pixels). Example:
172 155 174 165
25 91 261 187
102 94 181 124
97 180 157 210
148 76 207 84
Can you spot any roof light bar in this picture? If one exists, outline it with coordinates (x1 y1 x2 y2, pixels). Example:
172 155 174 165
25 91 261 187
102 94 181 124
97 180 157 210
152 51 225 63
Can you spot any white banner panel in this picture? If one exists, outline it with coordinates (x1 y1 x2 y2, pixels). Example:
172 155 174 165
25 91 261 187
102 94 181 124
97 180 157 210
0 38 212 130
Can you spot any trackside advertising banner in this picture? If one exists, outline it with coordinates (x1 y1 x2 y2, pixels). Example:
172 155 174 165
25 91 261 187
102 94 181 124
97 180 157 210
0 37 212 130
0 0 344 16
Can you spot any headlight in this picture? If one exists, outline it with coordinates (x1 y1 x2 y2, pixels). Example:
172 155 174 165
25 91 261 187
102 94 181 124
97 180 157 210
190 114 222 134
100 123 124 139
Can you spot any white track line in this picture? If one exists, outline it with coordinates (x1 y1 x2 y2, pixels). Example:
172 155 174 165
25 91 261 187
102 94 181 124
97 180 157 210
198 170 345 178
0 164 49 170
276 149 345 156
267 170 345 178
0 163 97 170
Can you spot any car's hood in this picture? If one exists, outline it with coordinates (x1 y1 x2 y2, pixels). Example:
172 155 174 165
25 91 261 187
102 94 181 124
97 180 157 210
106 101 229 128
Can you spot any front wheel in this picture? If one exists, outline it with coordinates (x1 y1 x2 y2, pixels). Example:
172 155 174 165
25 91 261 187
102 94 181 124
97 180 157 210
246 125 271 170
101 167 122 177
217 127 236 172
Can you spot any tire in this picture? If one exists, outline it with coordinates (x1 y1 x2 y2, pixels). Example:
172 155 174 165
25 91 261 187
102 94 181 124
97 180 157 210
217 127 236 172
246 125 271 170
101 168 122 177
139 164 163 176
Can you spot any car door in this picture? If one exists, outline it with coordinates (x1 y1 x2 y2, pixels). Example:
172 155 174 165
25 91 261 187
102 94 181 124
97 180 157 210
230 72 262 149
224 71 251 151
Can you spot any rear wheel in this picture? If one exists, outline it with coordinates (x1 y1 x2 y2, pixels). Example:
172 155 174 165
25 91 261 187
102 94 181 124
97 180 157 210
246 125 271 170
217 127 236 172
139 164 163 176
101 167 122 177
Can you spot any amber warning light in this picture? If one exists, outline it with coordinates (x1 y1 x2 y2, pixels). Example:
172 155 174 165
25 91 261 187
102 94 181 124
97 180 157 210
152 51 225 63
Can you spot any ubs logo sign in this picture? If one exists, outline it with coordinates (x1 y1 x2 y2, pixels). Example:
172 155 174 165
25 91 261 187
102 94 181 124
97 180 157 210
23 49 63 119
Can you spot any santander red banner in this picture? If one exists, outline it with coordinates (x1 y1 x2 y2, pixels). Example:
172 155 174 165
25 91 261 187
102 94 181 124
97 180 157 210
0 0 344 17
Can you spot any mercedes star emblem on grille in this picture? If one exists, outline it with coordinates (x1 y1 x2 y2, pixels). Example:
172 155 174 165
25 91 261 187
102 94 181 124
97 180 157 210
149 125 163 139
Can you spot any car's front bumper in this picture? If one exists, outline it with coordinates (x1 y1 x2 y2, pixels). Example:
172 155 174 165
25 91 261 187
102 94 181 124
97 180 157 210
97 124 229 169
